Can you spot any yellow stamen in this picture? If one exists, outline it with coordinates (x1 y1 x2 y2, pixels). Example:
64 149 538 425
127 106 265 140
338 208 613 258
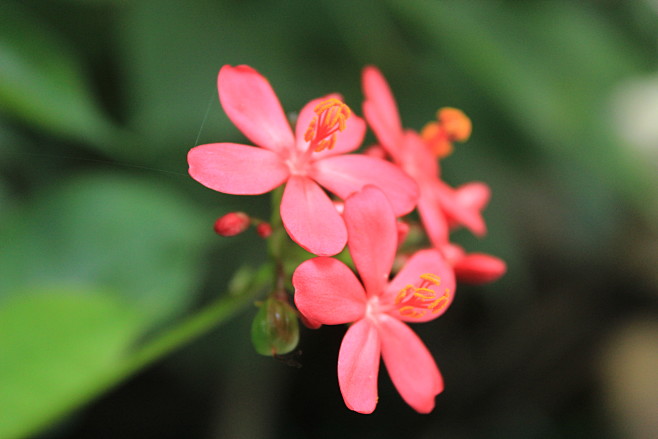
395 285 414 304
428 291 450 314
395 273 450 319
420 273 442 285
412 288 436 300
304 98 351 152
304 119 317 143
399 306 425 318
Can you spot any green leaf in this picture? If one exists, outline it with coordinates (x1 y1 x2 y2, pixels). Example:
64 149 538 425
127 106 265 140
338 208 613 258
0 2 130 156
0 172 210 326
0 263 270 439
0 288 141 439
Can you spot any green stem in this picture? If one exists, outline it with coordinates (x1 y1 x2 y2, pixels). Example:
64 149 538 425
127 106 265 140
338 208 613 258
267 186 289 293
267 186 285 261
110 264 271 383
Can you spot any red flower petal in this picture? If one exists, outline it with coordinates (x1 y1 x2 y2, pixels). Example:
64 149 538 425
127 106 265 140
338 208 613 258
188 143 289 195
417 181 450 248
398 130 439 182
436 180 487 236
293 257 367 325
379 315 443 413
338 319 381 414
453 252 506 284
343 186 397 297
455 182 490 212
218 65 295 154
384 249 455 323
362 66 403 158
313 155 419 216
280 175 347 256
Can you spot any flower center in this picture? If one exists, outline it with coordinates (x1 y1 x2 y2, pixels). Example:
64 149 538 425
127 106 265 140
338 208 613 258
365 295 382 321
304 98 351 153
395 273 451 319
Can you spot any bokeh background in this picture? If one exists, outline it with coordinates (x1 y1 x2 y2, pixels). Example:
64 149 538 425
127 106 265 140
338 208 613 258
2 0 658 438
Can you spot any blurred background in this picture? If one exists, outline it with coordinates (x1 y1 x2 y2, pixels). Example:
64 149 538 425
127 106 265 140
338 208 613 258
1 0 658 438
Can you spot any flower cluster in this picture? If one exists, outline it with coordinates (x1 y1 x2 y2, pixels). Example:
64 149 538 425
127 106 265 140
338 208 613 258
187 64 506 414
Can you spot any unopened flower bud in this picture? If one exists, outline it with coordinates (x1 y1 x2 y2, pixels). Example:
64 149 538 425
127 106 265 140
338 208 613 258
256 222 272 238
251 297 300 356
213 212 250 237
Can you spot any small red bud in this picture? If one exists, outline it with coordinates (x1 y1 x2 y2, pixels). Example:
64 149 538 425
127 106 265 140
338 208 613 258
256 222 273 238
213 212 250 237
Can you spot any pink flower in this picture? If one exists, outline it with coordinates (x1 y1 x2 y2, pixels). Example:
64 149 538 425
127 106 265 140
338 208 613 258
361 66 506 284
362 66 487 246
293 186 455 413
188 65 419 256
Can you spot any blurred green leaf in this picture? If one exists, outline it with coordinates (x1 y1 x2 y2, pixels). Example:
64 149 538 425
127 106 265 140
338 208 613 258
0 2 131 156
0 260 270 439
117 0 329 167
0 172 210 326
389 0 657 218
0 288 141 439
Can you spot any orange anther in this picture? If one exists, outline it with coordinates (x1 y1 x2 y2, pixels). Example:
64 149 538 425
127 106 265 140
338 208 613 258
428 292 450 314
399 306 425 318
421 107 471 158
420 273 441 286
304 118 317 143
438 107 471 142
